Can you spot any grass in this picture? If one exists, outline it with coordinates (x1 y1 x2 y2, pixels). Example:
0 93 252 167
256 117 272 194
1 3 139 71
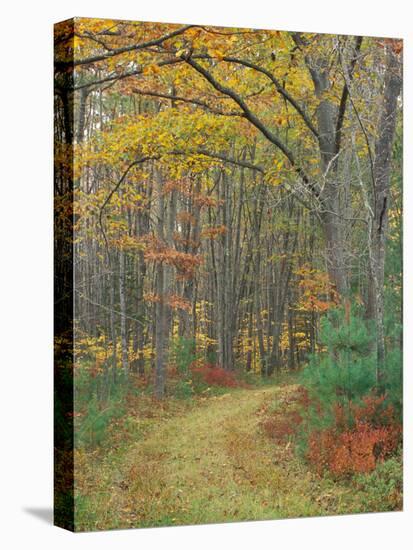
74 380 402 531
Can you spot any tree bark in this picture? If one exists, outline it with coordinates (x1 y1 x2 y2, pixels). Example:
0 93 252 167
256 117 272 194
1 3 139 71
367 47 402 386
154 169 167 398
119 247 129 376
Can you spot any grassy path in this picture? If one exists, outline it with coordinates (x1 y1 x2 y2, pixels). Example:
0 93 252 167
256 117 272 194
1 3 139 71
75 384 356 531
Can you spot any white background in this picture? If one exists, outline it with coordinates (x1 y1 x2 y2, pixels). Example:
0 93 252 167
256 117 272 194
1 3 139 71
1 0 412 548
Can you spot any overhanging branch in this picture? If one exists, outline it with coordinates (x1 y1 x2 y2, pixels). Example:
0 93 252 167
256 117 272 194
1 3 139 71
194 54 319 138
56 24 195 69
169 149 265 173
184 56 318 196
130 88 244 117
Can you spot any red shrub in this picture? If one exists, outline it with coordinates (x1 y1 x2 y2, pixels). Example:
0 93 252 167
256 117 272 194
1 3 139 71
306 429 336 474
260 387 310 443
306 395 402 477
260 385 401 477
294 386 312 408
352 394 396 427
308 422 401 476
262 410 303 443
191 364 239 388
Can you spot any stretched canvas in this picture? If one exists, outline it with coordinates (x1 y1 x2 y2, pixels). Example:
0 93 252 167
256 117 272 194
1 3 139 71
54 17 403 532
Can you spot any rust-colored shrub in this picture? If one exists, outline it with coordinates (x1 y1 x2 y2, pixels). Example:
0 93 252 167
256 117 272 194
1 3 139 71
262 409 303 443
261 385 401 477
307 422 401 476
192 363 239 388
306 395 402 477
260 387 309 443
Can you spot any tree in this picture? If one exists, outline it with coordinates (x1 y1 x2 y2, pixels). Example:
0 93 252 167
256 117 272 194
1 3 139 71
54 19 402 397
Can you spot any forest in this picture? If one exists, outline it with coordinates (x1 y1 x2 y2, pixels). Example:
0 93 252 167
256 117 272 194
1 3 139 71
54 18 403 531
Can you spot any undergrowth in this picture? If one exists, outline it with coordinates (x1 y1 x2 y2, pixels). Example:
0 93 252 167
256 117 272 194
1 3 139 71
260 307 402 499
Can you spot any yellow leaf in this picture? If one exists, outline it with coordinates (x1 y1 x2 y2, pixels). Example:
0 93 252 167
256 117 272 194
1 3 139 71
175 49 187 58
143 64 160 75
208 48 224 60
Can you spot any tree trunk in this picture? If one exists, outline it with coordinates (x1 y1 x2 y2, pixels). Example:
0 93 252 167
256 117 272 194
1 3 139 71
154 169 167 398
109 269 118 383
367 47 402 386
312 57 349 298
119 247 129 376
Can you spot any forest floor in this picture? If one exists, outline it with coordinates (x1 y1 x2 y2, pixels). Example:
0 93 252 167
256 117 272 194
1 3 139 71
74 381 400 531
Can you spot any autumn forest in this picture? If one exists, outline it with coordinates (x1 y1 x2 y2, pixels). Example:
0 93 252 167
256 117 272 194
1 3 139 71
54 18 403 531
